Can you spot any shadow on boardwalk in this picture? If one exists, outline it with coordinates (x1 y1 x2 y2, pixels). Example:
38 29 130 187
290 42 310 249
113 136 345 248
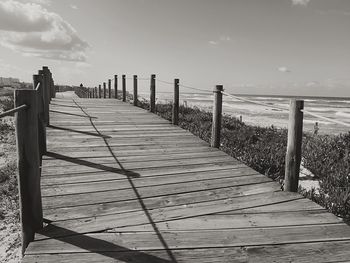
39 225 173 263
40 99 179 262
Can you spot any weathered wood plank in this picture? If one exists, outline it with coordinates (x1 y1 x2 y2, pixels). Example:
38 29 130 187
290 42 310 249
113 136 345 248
40 163 247 185
41 156 237 176
42 174 272 208
39 192 301 237
30 224 350 253
22 241 350 263
41 150 227 168
41 165 255 190
116 210 343 232
43 182 280 221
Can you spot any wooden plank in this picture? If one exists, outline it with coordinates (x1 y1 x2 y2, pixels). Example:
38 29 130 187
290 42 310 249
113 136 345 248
23 247 247 263
46 137 208 149
46 134 201 143
40 191 299 236
43 182 280 221
42 173 268 198
42 146 218 162
40 163 247 185
219 197 325 214
41 150 227 168
116 210 343 232
21 241 350 263
41 156 237 176
42 174 272 208
44 143 211 154
30 224 350 253
41 165 255 189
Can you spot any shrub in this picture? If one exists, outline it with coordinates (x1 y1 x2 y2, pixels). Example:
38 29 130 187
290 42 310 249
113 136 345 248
0 96 14 113
153 103 287 181
0 161 18 221
302 133 350 219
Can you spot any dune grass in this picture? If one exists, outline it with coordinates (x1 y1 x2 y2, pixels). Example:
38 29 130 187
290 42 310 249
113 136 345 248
0 95 21 263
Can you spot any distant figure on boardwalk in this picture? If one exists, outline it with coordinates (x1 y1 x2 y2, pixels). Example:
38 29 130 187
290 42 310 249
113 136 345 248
314 121 319 135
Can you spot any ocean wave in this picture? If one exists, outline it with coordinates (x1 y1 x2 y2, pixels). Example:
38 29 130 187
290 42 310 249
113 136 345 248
304 119 332 125
335 111 350 118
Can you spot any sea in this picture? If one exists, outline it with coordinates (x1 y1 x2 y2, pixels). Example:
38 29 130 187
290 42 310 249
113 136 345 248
139 92 350 135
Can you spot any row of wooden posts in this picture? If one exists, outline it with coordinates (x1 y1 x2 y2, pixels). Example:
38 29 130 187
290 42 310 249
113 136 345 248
88 75 303 192
14 66 56 254
14 70 303 255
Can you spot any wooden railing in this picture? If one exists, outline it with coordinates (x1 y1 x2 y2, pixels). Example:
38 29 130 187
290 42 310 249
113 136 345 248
3 68 347 255
89 74 350 194
0 66 55 254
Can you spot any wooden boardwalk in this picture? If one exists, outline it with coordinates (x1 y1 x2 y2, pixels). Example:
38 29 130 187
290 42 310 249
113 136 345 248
22 97 350 262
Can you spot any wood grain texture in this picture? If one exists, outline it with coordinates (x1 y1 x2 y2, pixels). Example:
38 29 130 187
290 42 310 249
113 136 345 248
22 96 350 262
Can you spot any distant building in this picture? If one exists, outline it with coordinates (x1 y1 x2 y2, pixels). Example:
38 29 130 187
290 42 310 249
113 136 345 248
0 77 21 88
0 77 33 89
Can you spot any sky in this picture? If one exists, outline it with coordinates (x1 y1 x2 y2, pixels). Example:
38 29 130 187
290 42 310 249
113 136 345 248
0 0 350 96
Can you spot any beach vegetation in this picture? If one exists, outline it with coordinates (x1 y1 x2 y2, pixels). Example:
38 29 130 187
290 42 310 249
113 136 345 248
137 99 350 220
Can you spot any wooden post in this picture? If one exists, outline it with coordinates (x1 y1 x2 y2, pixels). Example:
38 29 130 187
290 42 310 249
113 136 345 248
38 69 49 126
133 75 138 106
98 85 102 98
103 82 106 98
172 79 179 125
94 87 97 98
114 75 118 99
122 75 126 102
33 74 46 157
150 74 156 113
211 85 223 148
14 89 43 255
108 79 111 98
51 76 56 99
49 72 54 100
42 67 51 104
284 100 304 192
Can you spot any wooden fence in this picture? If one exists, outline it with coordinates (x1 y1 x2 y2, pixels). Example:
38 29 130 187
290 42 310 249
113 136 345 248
1 69 347 255
0 66 55 254
87 74 348 194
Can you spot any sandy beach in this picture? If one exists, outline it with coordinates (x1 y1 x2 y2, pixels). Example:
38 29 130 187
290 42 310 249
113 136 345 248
145 92 350 135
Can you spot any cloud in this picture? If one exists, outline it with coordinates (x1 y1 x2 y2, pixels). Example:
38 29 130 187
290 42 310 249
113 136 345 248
18 0 51 5
209 35 232 46
278 66 291 73
0 0 88 61
219 35 231 41
292 0 311 6
70 4 78 10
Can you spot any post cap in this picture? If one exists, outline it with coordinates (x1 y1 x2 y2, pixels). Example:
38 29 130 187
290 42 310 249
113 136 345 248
213 85 224 92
